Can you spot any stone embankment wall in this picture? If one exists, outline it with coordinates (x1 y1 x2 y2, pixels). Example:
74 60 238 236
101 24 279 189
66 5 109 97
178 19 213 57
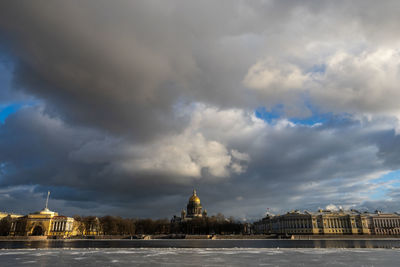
292 235 400 240
0 236 47 240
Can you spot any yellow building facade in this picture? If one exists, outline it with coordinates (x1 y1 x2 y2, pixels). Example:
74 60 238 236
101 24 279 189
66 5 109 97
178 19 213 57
9 192 83 238
254 209 400 236
0 212 23 220
10 207 81 238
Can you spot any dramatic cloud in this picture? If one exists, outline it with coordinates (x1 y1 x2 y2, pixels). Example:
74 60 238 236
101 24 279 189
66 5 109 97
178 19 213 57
1 0 400 218
245 49 400 125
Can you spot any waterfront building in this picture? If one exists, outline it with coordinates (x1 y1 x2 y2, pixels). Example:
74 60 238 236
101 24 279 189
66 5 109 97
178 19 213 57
368 211 400 235
0 212 23 220
254 209 400 236
9 192 81 237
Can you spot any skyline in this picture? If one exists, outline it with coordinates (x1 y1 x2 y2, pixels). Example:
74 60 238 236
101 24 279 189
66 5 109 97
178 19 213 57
3 188 399 221
1 1 400 220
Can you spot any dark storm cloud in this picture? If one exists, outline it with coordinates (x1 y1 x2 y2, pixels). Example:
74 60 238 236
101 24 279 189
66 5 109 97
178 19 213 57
1 105 400 218
1 1 400 218
0 0 261 139
195 115 400 218
2 0 399 139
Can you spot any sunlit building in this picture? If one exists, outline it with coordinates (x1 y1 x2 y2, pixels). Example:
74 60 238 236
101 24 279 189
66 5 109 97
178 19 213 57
10 192 81 238
368 211 400 235
254 209 400 236
0 212 23 220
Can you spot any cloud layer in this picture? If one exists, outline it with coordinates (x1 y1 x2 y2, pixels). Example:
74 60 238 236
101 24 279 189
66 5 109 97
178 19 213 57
1 0 400 218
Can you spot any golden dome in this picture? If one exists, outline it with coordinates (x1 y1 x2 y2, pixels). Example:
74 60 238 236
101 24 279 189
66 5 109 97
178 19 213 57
189 189 201 204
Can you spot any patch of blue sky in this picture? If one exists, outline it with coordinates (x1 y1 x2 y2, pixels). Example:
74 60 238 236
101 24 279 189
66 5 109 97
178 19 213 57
255 104 333 126
0 55 40 123
0 101 39 124
291 93 332 126
255 91 355 127
0 103 22 123
289 113 330 126
369 170 400 200
369 189 388 201
372 170 400 184
254 105 284 124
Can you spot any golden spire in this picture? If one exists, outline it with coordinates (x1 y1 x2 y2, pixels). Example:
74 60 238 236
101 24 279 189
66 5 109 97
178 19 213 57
45 191 50 210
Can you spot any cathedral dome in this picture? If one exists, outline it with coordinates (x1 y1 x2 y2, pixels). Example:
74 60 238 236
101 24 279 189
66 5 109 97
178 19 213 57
181 189 206 220
189 190 201 204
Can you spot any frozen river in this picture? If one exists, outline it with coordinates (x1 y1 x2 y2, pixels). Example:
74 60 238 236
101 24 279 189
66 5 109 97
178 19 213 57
1 247 399 266
1 240 400 266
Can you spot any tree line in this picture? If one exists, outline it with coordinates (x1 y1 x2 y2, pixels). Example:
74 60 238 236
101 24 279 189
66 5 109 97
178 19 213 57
74 213 246 235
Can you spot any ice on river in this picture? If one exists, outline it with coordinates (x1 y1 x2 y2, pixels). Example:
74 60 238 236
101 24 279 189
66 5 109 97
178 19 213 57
1 248 399 266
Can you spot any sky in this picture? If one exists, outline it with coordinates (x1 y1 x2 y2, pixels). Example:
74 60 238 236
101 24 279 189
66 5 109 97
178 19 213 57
1 0 400 220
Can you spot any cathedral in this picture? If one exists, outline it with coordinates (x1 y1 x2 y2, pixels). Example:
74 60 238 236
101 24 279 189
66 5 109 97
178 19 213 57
172 189 207 222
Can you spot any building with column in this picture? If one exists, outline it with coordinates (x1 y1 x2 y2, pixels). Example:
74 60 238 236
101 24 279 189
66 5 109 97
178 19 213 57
368 211 400 235
10 208 77 237
254 209 400 236
9 192 81 238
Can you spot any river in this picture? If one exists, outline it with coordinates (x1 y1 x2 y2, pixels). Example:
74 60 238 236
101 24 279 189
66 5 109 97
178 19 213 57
1 240 399 266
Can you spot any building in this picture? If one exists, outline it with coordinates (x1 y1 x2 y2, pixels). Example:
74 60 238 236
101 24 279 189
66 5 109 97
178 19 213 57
368 211 400 235
10 192 82 238
0 212 23 220
254 209 400 236
172 189 207 222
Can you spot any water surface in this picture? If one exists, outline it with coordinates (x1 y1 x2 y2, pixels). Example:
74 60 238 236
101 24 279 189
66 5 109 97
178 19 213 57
1 247 399 266
2 240 400 266
1 239 400 249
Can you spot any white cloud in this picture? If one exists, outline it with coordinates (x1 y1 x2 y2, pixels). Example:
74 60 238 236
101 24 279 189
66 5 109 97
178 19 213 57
125 131 232 178
96 104 257 179
244 48 400 126
231 149 250 162
311 49 400 116
325 204 339 211
243 59 308 92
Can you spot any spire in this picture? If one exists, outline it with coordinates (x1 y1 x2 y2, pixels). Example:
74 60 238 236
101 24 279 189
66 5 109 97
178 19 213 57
45 191 50 210
193 189 196 196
